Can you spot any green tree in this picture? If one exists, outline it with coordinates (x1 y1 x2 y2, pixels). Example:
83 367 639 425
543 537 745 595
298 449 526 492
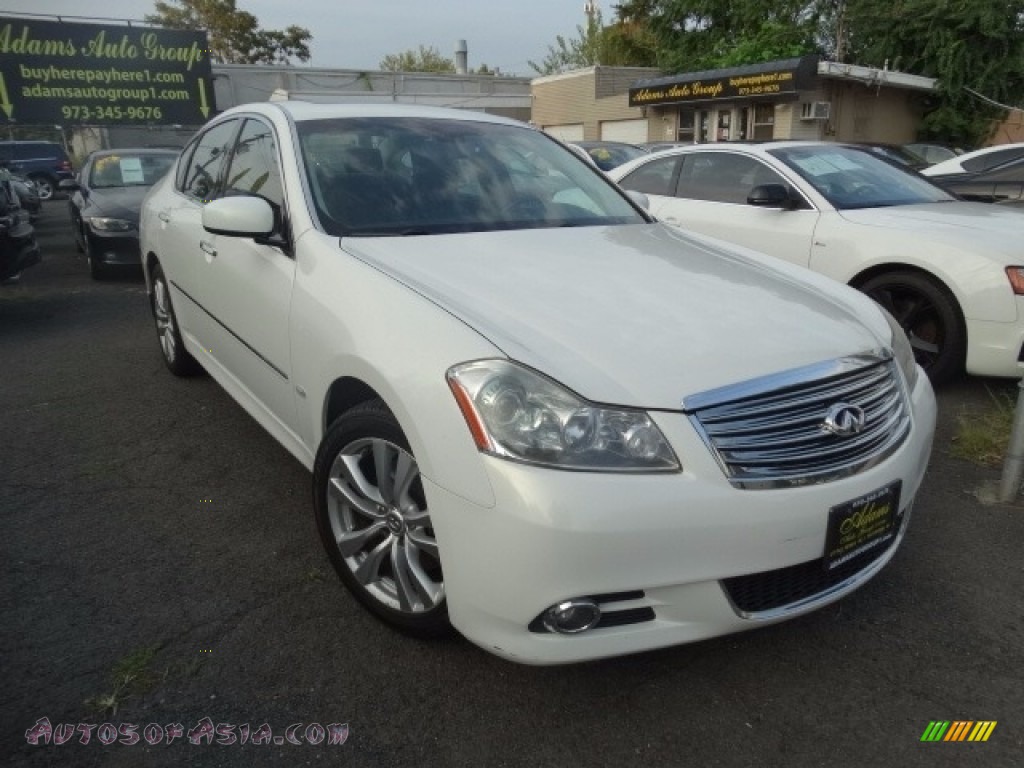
613 0 1024 145
379 46 455 73
842 0 1024 143
147 0 311 64
616 0 818 71
528 8 607 75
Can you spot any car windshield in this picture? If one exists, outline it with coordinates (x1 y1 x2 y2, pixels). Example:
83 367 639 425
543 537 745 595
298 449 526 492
89 153 177 189
297 117 646 237
579 143 648 171
769 145 955 209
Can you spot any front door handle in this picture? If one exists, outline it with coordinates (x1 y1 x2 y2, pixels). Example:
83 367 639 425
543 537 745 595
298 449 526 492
158 212 171 223
199 240 217 258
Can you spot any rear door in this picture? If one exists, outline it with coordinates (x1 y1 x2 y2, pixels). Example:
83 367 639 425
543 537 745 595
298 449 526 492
153 118 242 348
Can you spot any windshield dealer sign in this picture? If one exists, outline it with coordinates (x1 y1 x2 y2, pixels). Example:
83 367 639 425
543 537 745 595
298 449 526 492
0 17 214 125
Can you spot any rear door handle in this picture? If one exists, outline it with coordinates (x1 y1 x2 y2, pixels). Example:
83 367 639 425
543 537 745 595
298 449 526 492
199 240 217 258
158 212 171 223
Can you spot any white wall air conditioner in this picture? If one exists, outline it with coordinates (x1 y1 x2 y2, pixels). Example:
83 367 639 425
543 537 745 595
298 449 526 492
800 101 832 120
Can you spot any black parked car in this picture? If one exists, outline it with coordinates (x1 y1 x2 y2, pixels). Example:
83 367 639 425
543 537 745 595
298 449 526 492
0 140 75 201
9 174 41 220
929 155 1024 207
63 149 178 279
0 170 40 283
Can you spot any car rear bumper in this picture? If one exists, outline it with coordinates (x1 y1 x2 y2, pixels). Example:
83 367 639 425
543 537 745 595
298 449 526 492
965 313 1024 377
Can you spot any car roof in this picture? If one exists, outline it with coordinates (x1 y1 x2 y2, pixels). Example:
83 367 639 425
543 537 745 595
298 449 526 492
90 148 179 157
217 100 528 129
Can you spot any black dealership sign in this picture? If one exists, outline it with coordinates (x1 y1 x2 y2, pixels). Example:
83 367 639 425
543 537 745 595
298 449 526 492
629 56 818 107
0 17 213 125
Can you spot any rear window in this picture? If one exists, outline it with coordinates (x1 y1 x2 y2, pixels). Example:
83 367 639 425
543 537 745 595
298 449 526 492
962 147 1024 173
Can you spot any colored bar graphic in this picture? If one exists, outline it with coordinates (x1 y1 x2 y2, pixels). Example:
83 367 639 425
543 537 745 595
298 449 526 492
945 721 971 741
969 722 997 742
921 721 996 742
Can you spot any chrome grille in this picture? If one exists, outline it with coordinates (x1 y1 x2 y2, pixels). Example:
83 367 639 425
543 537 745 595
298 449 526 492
685 353 910 489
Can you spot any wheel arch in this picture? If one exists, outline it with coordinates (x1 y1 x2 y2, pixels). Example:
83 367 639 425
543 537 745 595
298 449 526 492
323 376 385 437
849 262 969 382
143 251 160 292
849 262 967 331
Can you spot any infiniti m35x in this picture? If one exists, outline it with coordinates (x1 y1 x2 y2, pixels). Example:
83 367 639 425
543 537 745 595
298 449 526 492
140 102 935 665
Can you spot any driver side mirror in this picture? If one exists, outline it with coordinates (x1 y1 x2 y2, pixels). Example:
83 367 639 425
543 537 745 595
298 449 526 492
747 184 796 209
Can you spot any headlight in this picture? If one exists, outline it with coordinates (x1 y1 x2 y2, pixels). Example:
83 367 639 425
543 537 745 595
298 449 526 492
879 307 919 390
88 217 133 232
447 360 680 472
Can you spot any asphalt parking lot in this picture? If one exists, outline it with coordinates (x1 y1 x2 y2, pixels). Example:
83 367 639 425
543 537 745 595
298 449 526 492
2 203 1023 767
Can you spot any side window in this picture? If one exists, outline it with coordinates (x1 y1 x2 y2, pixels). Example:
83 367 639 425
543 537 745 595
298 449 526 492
223 119 284 216
962 147 1024 173
181 119 239 202
175 139 197 191
618 156 681 197
676 153 786 204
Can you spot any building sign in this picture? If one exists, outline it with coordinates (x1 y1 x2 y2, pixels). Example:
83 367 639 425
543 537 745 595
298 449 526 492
629 57 817 107
0 17 213 126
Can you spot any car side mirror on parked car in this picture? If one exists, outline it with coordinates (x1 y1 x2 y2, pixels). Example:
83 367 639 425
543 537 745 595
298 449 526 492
202 196 275 239
747 184 796 209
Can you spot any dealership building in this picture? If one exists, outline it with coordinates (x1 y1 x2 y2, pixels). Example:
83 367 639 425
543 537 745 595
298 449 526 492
532 55 938 146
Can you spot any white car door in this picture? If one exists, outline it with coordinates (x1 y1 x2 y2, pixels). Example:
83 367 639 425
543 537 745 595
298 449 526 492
191 117 298 432
153 118 242 349
634 151 820 268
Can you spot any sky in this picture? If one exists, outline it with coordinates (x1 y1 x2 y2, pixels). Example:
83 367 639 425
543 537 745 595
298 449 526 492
0 0 591 76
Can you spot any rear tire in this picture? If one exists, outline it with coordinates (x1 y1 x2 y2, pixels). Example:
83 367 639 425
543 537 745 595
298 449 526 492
860 270 965 385
150 263 200 376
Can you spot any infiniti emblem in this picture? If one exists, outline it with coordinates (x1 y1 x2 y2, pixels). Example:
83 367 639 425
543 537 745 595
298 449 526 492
822 403 867 437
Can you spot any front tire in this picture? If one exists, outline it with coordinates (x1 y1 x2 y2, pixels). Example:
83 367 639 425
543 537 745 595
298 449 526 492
150 263 200 376
860 270 965 385
84 237 107 280
313 400 450 637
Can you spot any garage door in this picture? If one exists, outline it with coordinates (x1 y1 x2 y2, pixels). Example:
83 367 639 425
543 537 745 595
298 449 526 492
600 118 649 144
544 124 584 142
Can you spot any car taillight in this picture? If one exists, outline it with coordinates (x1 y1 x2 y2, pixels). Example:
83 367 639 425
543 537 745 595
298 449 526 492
58 160 72 172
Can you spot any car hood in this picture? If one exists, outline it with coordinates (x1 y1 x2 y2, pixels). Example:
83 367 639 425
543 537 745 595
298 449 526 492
83 186 150 223
839 201 1024 244
340 224 887 409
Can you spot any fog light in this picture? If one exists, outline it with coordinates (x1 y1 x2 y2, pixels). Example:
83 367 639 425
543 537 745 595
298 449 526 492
541 599 601 634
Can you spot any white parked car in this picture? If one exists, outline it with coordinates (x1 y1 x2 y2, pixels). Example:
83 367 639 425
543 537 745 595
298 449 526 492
141 103 935 665
920 142 1024 177
611 142 1024 383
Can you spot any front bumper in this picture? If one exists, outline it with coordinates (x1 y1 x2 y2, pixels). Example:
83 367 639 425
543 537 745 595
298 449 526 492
429 373 936 665
85 228 141 266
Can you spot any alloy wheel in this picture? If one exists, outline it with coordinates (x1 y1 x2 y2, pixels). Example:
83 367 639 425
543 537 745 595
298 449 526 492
153 277 177 364
325 437 443 614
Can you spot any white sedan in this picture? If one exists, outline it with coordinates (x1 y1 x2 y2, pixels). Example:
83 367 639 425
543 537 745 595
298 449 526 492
611 142 1024 383
920 142 1024 177
141 103 934 664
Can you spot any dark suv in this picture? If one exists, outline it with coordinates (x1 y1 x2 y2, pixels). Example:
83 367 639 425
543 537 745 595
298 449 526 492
0 141 74 201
